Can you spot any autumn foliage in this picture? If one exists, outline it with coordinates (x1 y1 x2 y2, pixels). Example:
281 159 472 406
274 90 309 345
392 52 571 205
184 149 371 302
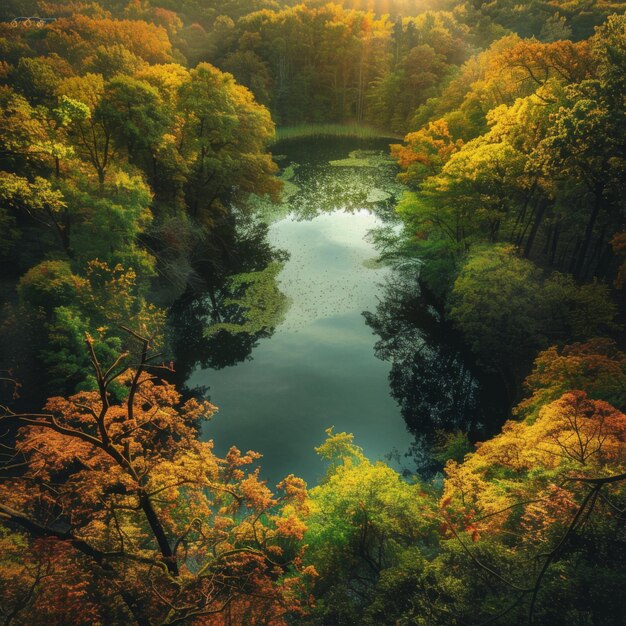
443 391 626 531
0 334 313 625
1 1 626 625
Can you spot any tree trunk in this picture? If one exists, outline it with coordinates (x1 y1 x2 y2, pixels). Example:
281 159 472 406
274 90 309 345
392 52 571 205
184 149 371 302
550 222 560 266
523 198 548 258
543 223 553 255
569 238 581 274
574 185 602 279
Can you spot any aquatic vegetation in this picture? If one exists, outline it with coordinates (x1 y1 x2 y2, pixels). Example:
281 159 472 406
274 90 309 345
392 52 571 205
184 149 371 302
251 139 407 224
366 188 392 203
329 149 397 169
275 123 400 142
205 261 290 336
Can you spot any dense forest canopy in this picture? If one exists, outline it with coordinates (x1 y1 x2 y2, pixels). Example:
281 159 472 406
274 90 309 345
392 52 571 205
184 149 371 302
0 0 625 624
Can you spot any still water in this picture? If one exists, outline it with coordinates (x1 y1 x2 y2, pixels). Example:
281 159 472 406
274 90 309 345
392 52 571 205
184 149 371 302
188 138 414 485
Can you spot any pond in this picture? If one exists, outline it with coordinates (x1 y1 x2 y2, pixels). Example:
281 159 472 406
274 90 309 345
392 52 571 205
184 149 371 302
176 137 506 486
180 138 410 485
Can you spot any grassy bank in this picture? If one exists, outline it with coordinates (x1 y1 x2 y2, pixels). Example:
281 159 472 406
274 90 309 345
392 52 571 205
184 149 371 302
274 123 402 142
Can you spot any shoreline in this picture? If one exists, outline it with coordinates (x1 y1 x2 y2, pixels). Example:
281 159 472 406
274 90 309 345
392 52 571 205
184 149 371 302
274 123 403 143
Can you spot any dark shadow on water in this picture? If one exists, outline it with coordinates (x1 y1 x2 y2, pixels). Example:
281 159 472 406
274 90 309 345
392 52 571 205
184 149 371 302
167 210 288 393
363 275 510 474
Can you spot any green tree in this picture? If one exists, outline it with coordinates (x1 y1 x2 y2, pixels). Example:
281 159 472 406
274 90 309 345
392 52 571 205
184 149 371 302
449 246 617 368
305 429 437 624
177 62 280 222
57 73 113 185
98 75 168 167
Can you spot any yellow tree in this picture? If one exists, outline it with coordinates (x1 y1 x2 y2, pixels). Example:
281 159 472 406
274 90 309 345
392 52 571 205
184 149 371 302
441 389 626 622
443 391 626 533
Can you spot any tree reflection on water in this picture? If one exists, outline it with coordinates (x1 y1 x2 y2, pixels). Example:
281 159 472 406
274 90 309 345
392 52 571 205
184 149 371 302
363 274 510 473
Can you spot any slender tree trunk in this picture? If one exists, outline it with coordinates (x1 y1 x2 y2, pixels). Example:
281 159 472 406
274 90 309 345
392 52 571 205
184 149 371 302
595 242 612 280
61 226 72 258
574 185 603 279
558 239 570 269
512 180 537 246
543 223 553 255
584 223 607 279
523 198 548 258
569 239 581 274
550 222 560 266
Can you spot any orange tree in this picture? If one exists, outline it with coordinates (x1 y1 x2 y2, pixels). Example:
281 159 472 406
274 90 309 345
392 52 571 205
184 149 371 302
0 330 312 625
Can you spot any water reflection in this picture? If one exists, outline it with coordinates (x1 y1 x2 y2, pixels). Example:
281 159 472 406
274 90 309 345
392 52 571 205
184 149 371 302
168 211 288 386
170 137 508 483
363 274 510 473
187 209 413 485
259 138 406 222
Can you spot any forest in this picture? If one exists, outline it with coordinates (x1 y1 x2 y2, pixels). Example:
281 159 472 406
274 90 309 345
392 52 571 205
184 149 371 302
0 0 625 624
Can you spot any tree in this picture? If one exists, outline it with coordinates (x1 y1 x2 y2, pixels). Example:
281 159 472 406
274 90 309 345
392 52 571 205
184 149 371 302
84 44 147 78
220 50 274 106
98 75 168 169
500 39 593 92
391 119 462 186
45 15 174 68
57 73 113 186
0 87 50 174
448 245 546 393
11 56 72 107
177 62 280 222
0 333 313 625
13 258 163 395
61 170 155 275
537 75 626 278
367 43 450 132
0 172 72 255
448 246 617 378
442 390 626 624
305 429 437 624
516 339 626 419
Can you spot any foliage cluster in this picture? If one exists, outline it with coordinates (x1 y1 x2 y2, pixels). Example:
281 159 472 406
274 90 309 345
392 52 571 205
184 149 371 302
389 14 626 388
0 4 284 400
1 1 626 624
